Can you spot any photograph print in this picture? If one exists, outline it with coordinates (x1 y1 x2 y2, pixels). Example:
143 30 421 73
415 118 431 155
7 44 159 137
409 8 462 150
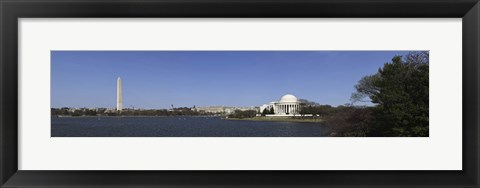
51 51 429 137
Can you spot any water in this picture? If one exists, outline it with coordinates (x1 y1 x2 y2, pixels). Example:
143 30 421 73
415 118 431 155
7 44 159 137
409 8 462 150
51 116 331 137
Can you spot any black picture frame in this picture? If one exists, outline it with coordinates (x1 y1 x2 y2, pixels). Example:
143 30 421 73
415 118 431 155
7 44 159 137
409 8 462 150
1 0 479 187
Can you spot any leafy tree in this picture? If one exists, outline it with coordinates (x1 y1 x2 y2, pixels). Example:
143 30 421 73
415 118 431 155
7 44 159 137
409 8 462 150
350 74 381 104
262 108 269 115
298 99 320 106
350 52 429 136
228 110 257 119
298 99 337 117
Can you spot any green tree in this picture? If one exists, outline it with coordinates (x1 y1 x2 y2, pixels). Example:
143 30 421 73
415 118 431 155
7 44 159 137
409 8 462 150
262 108 269 115
228 110 257 119
350 74 381 104
351 52 429 136
298 99 320 106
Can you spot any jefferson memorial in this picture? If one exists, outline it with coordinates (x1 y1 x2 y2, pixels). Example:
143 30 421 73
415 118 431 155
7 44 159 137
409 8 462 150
259 94 302 116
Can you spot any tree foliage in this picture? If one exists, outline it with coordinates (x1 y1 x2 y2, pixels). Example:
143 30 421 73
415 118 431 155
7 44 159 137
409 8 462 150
350 74 381 104
269 107 275 114
349 51 429 136
325 106 373 137
52 107 210 116
228 110 258 119
262 108 269 115
298 99 320 106
299 104 335 117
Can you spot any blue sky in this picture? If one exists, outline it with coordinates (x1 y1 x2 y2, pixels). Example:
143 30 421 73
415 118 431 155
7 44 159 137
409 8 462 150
51 51 410 109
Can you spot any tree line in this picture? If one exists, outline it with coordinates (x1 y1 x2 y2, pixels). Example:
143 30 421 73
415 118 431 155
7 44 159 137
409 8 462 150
227 110 258 119
51 107 220 117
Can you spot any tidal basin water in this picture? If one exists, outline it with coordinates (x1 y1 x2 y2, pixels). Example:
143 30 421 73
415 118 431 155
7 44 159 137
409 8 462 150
51 116 330 137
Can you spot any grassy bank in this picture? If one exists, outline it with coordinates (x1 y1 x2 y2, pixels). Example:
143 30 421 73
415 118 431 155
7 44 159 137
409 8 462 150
226 116 323 123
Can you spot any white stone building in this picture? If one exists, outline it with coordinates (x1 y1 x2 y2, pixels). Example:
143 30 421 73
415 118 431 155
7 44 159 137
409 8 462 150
259 94 301 116
193 106 258 114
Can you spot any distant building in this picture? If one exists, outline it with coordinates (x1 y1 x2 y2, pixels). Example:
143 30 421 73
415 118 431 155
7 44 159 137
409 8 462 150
194 106 225 114
259 94 301 116
193 106 258 114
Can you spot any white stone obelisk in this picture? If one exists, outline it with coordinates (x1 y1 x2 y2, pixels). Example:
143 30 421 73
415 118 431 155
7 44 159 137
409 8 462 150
116 77 122 112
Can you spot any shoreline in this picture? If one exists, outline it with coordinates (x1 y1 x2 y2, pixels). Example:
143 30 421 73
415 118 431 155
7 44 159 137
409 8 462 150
226 117 323 123
53 116 324 124
53 115 222 118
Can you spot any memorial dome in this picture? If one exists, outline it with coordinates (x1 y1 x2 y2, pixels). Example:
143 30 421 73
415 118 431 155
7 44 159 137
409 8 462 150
279 94 298 103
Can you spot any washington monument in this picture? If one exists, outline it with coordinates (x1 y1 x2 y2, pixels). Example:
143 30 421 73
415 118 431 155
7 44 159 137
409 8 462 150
117 77 122 111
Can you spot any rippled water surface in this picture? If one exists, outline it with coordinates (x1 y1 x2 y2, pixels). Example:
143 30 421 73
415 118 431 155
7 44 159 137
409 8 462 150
51 116 330 137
